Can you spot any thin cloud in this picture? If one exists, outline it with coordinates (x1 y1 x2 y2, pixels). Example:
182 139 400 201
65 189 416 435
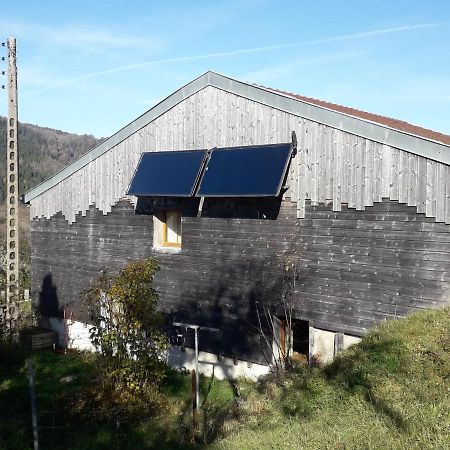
389 79 450 102
0 16 159 53
28 22 448 94
241 51 366 83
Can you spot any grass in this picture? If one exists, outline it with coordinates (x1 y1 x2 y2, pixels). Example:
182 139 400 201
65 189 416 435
1 307 449 449
0 346 235 450
211 307 450 449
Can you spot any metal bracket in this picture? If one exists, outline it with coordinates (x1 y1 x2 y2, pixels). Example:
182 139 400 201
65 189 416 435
291 130 298 157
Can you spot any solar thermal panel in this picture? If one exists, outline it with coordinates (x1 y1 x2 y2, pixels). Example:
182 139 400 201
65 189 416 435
196 143 292 197
127 150 207 196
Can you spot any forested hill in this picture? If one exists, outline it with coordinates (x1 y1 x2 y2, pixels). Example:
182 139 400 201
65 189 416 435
0 117 104 203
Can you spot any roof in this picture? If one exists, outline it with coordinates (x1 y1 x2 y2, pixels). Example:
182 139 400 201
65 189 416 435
262 86 450 146
23 71 450 203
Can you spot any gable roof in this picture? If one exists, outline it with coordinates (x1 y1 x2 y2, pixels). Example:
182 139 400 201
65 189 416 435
23 71 450 203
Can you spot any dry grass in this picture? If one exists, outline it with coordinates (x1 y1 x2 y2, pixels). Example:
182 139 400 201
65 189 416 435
211 307 450 449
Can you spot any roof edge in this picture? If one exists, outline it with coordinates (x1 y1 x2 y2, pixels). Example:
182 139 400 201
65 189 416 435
23 71 450 203
23 71 213 203
208 71 450 161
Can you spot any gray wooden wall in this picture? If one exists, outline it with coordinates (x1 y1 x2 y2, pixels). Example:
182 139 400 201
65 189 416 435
29 86 450 224
32 197 450 362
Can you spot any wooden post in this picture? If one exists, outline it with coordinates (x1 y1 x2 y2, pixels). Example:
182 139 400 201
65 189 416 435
194 327 199 411
173 322 219 439
27 359 39 450
6 37 19 337
191 369 198 439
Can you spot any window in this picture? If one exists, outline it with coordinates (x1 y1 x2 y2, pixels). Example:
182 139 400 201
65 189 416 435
163 211 181 246
154 210 182 249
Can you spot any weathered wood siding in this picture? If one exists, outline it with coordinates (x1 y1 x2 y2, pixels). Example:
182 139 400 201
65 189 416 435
295 200 450 335
32 197 450 362
29 86 450 224
31 202 153 321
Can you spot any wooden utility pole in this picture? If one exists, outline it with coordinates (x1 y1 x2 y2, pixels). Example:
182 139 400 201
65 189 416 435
5 37 19 334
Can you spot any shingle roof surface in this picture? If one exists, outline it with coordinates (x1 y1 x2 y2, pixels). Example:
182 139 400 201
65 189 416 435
261 86 450 146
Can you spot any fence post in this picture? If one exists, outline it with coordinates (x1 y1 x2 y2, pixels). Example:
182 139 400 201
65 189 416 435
27 359 39 450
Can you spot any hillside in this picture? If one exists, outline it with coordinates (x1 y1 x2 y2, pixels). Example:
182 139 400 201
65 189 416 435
0 306 448 449
0 117 104 203
1 119 103 292
212 307 450 450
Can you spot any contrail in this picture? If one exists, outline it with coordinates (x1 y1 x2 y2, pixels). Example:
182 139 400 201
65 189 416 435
28 23 447 94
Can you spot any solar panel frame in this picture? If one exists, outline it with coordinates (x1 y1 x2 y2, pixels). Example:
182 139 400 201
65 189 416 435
196 143 292 197
127 149 208 197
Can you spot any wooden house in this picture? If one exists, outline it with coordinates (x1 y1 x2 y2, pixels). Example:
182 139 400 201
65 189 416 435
23 72 450 378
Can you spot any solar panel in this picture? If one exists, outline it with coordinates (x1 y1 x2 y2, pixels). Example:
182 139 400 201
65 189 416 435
196 143 292 197
127 150 207 196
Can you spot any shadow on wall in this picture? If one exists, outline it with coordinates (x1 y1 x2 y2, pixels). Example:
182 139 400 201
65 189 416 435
164 254 286 369
38 273 60 320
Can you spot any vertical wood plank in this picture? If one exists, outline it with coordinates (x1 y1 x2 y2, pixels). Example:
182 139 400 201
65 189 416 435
407 154 417 207
381 144 391 199
445 165 450 224
436 163 445 222
426 160 436 217
373 142 383 203
398 150 406 204
364 139 374 206
310 122 318 204
325 126 333 201
356 137 364 210
333 128 342 211
341 132 350 205
389 147 399 201
318 125 326 203
416 157 427 214
349 134 358 208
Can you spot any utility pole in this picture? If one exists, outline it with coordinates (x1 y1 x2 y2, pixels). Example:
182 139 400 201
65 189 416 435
5 37 19 336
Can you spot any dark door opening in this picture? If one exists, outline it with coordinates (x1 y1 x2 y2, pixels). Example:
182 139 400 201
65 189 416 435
291 318 309 362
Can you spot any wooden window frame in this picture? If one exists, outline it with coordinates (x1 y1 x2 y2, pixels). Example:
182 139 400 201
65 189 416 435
161 210 182 248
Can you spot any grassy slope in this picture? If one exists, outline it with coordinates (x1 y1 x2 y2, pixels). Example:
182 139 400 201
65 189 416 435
0 347 235 450
0 309 448 449
212 307 450 450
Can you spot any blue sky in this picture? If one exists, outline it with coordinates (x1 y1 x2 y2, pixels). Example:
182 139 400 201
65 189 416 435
0 0 449 138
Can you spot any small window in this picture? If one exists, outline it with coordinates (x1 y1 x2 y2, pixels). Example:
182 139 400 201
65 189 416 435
154 210 182 249
163 211 181 246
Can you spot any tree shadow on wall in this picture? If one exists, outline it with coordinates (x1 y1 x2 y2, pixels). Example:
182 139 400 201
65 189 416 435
164 254 283 365
159 252 290 446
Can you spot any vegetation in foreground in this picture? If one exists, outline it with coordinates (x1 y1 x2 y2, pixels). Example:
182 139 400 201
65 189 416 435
1 307 449 449
213 307 450 450
0 348 236 450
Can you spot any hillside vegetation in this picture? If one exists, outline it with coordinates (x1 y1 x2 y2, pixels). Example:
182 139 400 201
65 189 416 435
1 118 102 293
1 308 448 449
0 116 103 203
212 307 450 449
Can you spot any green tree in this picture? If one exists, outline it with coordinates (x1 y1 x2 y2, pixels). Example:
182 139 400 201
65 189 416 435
83 258 168 394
